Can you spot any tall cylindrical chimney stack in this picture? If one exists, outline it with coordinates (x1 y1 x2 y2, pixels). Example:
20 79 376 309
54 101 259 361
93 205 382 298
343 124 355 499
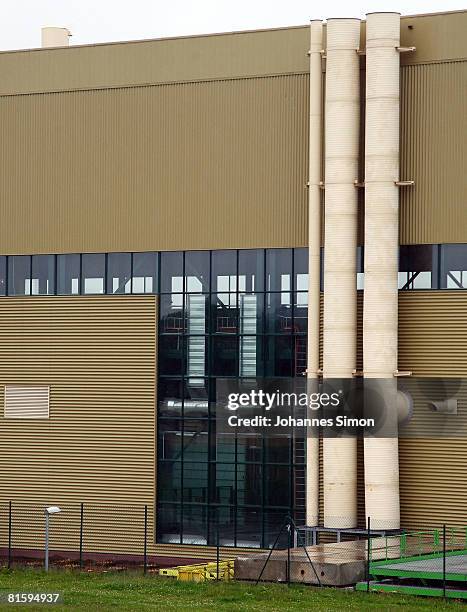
363 11 401 530
306 19 324 528
322 18 361 529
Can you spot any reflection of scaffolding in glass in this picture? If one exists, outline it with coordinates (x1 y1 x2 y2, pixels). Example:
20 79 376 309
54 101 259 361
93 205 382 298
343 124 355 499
239 295 257 376
187 295 205 384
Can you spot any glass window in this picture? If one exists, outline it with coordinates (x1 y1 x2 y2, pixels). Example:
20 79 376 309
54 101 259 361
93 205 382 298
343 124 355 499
157 504 181 544
210 506 236 546
107 252 131 294
264 465 291 507
264 436 291 464
186 294 208 334
239 249 264 293
266 249 292 292
237 463 262 506
158 378 183 416
398 245 435 290
0 256 6 296
182 505 207 544
132 252 158 294
212 336 238 376
293 292 308 333
158 462 182 502
82 254 105 294
266 292 292 333
31 255 55 295
239 335 263 377
160 251 183 293
440 244 467 289
239 293 263 335
185 251 209 293
184 378 209 418
186 336 208 381
237 434 262 463
212 293 237 334
57 254 80 295
183 459 208 503
211 463 236 505
158 335 185 376
7 256 31 295
236 508 262 548
212 250 237 293
265 336 294 377
160 294 184 333
264 510 289 548
294 248 308 291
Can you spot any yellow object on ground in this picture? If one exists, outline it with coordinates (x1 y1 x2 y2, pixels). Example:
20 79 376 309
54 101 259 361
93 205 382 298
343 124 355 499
159 560 235 582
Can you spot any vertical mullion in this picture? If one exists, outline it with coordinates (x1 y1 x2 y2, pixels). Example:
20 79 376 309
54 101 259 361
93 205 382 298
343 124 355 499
180 251 186 545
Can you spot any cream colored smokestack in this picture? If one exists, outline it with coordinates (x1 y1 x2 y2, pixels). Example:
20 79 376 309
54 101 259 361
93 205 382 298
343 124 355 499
363 12 401 530
322 18 360 529
41 27 71 48
306 20 323 527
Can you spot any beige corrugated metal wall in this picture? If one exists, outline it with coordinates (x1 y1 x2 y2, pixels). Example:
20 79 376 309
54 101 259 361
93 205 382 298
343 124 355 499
0 296 157 554
400 61 467 245
0 75 309 255
398 292 467 528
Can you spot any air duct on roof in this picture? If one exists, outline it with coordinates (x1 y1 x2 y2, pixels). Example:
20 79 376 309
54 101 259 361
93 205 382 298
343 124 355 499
41 27 71 48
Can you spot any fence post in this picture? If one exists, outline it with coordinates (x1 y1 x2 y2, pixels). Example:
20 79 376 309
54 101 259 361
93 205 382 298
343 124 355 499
79 503 84 569
7 501 12 570
216 518 220 581
366 516 371 593
442 524 446 599
143 505 148 575
286 517 292 587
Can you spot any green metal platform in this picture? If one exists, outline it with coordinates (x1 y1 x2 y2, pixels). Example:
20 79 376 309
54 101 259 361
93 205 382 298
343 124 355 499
356 527 467 599
356 581 467 600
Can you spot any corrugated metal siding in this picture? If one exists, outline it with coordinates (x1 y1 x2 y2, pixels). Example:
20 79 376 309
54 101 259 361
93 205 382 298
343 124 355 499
400 61 467 245
398 292 467 528
0 12 465 97
0 27 310 96
399 291 467 376
0 296 157 554
0 75 309 255
399 439 466 528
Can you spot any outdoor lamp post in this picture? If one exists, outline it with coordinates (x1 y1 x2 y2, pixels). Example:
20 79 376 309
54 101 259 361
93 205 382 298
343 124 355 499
45 506 61 571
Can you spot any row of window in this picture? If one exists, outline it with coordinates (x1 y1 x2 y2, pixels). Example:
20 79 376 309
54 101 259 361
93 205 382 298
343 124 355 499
3 245 467 296
157 503 302 547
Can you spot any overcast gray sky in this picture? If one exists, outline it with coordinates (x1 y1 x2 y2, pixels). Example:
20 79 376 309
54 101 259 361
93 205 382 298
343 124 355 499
0 0 465 50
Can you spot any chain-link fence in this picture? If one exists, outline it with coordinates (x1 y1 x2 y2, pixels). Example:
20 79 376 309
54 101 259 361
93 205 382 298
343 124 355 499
0 502 154 573
1 503 465 601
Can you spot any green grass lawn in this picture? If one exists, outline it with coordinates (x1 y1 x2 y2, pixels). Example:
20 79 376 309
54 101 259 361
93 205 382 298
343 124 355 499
0 569 464 611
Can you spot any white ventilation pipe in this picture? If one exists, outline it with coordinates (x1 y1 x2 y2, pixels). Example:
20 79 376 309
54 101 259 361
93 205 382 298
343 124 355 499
306 19 323 527
41 27 71 48
322 18 360 529
363 12 401 530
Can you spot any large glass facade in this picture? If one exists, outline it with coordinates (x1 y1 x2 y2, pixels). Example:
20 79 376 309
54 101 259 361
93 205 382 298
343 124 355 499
157 248 308 547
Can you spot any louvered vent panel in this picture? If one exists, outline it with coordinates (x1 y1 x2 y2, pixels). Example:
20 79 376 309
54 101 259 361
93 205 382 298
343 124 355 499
4 385 49 419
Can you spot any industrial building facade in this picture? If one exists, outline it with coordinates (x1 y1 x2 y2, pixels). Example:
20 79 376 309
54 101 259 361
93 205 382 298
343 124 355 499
0 10 466 559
